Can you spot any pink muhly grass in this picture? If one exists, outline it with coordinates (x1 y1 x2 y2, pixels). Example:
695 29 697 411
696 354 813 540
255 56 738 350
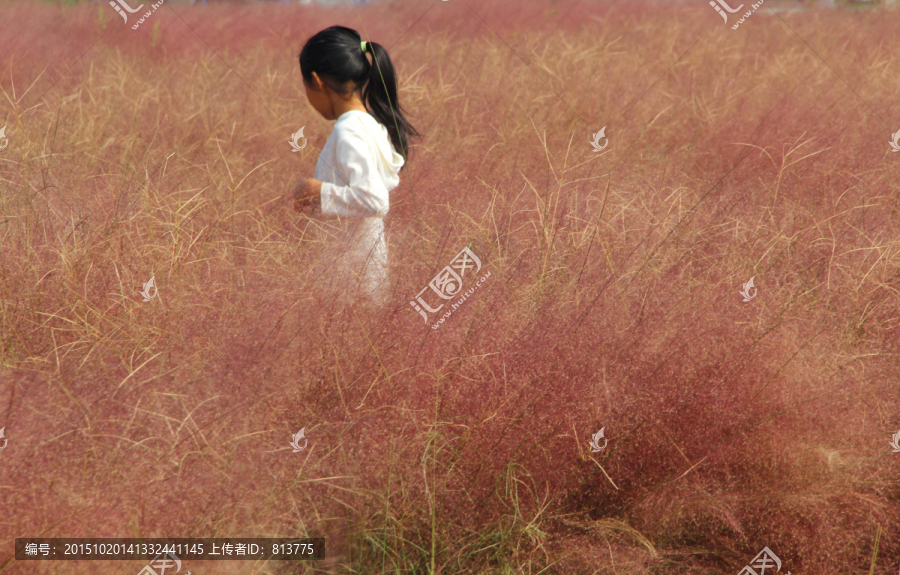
0 0 899 574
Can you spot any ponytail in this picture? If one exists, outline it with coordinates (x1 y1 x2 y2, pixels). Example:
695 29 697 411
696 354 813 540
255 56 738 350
363 41 418 163
299 26 419 162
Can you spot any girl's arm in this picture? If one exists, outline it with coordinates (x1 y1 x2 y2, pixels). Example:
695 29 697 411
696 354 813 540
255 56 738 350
319 124 390 217
292 178 323 212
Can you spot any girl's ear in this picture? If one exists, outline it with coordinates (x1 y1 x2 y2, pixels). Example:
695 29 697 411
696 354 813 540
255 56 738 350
310 72 328 94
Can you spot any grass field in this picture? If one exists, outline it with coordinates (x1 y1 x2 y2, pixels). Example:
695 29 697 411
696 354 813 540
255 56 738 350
1 0 900 573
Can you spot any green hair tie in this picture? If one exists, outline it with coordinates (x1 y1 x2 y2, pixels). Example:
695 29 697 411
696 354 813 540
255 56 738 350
360 41 367 53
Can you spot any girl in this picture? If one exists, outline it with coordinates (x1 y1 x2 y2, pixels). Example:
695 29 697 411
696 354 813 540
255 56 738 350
291 26 418 307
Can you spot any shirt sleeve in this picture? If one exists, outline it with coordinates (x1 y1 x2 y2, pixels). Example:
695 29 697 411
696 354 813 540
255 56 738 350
319 121 390 217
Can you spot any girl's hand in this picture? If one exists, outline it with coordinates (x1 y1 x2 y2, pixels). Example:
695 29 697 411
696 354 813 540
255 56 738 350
291 178 323 213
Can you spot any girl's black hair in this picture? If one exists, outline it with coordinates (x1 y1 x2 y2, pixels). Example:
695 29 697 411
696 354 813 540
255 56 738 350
299 26 418 162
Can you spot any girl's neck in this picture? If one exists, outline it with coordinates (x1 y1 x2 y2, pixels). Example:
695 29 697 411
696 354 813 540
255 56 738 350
332 93 368 119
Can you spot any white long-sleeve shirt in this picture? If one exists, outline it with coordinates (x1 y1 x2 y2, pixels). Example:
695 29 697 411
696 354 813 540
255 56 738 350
313 110 405 305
